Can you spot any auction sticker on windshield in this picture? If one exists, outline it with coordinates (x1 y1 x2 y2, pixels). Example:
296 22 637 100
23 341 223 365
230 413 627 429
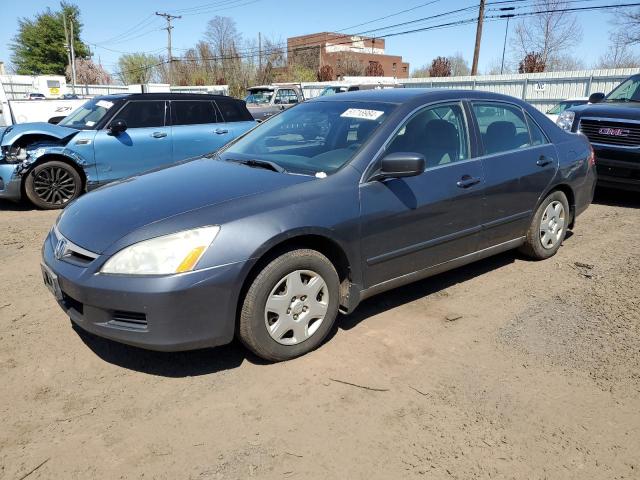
96 100 114 109
340 108 384 120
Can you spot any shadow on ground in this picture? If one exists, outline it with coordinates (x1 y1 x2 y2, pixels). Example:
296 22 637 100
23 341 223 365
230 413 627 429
593 187 639 208
77 250 521 376
0 199 36 212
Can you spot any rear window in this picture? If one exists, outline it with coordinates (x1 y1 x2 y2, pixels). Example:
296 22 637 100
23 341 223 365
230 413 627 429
216 99 253 122
171 100 220 125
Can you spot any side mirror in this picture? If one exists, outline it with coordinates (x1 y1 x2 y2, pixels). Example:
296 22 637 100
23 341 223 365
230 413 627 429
108 119 127 135
373 152 425 180
588 92 605 104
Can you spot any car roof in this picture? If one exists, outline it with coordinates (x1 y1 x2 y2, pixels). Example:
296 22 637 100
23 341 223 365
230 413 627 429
309 88 528 105
94 92 240 102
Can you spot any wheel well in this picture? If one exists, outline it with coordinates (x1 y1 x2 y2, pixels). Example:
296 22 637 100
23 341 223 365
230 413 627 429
237 234 353 320
549 184 576 228
21 154 87 192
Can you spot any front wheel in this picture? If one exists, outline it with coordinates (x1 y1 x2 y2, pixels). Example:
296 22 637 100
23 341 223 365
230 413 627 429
519 190 570 260
24 161 82 209
238 249 340 362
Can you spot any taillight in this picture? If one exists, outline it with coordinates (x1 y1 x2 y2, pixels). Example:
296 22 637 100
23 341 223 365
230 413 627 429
588 146 596 167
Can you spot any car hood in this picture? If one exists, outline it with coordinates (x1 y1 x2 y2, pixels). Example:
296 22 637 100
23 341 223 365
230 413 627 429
571 101 640 121
0 122 79 147
57 157 313 253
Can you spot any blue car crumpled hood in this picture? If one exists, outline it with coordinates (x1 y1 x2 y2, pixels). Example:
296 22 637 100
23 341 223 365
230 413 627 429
0 122 79 147
57 157 313 254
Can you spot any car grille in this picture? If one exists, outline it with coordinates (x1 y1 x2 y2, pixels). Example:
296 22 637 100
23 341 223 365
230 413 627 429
52 226 99 266
579 118 640 148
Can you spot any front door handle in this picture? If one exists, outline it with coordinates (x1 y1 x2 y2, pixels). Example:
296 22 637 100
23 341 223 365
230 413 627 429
151 131 167 138
456 175 481 189
214 128 229 135
536 155 553 167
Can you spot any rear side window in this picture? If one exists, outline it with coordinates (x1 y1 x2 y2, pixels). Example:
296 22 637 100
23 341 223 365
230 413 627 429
472 102 531 155
526 113 548 146
114 101 166 128
171 101 219 126
216 99 253 122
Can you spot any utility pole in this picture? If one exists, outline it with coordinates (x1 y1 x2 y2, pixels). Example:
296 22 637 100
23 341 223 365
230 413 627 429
62 15 75 93
69 16 77 93
471 0 485 76
500 8 515 75
155 12 181 85
258 32 262 73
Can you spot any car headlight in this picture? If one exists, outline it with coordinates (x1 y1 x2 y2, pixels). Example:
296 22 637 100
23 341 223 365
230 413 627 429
101 226 220 275
556 110 575 131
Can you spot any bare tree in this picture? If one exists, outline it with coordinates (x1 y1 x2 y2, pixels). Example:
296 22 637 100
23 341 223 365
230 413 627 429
596 32 640 68
318 64 334 81
365 61 384 77
512 0 582 71
447 52 470 76
335 53 365 77
410 65 430 78
66 58 111 85
429 56 452 77
614 8 640 46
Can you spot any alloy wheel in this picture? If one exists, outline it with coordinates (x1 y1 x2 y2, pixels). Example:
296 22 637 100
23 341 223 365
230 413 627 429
32 166 77 206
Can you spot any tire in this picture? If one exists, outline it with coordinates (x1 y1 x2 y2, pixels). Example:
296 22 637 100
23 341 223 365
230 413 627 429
24 160 82 210
519 190 570 260
239 249 340 362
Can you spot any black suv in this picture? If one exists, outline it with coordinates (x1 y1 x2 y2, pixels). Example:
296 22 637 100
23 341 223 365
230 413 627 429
557 74 640 191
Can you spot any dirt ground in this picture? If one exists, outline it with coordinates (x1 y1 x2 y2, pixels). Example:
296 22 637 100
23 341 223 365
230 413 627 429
0 189 639 480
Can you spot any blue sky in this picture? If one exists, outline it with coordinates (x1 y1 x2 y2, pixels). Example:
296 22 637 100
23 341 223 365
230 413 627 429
0 0 635 77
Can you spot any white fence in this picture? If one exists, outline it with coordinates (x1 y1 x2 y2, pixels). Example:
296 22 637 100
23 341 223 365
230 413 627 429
400 68 640 112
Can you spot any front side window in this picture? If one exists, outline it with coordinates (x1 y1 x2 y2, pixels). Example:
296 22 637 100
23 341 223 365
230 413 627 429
114 101 166 128
386 103 469 168
221 101 397 175
171 101 219 126
472 102 531 155
275 89 298 105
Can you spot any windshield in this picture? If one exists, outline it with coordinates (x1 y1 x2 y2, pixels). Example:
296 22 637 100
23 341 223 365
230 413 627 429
547 100 586 115
605 76 640 102
245 90 274 104
220 100 397 175
58 97 115 129
320 87 337 97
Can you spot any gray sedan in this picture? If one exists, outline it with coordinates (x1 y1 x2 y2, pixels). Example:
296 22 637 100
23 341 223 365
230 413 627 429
41 89 596 361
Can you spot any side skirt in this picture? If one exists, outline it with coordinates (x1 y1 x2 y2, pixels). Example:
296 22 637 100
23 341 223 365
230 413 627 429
344 237 525 311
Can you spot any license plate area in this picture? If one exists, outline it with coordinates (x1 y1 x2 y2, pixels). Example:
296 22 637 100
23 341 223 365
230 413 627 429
41 263 63 300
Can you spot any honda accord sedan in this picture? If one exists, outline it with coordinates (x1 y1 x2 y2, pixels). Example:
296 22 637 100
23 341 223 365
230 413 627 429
41 89 596 361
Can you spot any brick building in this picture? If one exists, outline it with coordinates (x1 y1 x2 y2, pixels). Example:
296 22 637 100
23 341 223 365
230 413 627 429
287 32 409 80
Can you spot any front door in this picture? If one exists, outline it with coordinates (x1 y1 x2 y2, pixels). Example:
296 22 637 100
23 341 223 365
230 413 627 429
470 101 558 248
93 100 171 184
360 102 485 288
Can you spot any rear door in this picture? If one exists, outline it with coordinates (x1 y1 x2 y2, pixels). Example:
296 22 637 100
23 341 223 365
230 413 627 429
359 102 485 288
215 97 256 139
470 101 557 248
170 99 227 161
93 100 171 184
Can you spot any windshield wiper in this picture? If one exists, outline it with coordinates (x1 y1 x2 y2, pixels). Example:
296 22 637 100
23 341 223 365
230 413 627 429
226 158 286 173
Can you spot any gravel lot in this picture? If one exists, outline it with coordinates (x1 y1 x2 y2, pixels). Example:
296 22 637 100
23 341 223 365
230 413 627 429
1 189 639 479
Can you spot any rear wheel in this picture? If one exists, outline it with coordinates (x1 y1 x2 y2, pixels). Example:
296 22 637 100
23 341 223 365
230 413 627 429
24 161 82 210
239 249 340 361
519 190 569 260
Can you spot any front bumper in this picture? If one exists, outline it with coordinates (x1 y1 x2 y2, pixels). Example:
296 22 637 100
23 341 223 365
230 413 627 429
0 163 22 201
593 150 640 191
42 229 247 351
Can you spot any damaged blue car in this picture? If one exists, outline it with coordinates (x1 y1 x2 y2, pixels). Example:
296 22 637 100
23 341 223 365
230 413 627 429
0 93 256 209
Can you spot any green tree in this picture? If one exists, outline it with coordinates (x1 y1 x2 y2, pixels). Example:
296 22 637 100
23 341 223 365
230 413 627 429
117 53 159 84
10 2 89 76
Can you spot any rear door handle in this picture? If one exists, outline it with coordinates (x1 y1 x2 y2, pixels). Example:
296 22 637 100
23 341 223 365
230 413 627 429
214 128 229 135
456 176 481 189
536 155 553 167
151 131 167 138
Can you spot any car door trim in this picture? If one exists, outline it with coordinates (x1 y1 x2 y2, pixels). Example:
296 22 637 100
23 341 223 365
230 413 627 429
360 237 525 300
366 223 483 266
